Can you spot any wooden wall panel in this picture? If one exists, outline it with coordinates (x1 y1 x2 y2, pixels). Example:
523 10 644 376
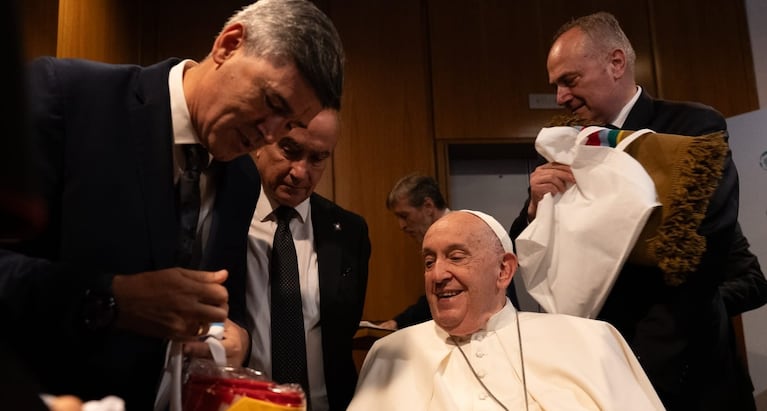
428 0 657 141
649 0 758 117
20 0 58 61
56 0 142 63
325 0 436 321
138 0 252 65
428 0 557 140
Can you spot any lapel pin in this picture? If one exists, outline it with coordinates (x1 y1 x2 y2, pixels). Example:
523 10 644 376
333 222 342 231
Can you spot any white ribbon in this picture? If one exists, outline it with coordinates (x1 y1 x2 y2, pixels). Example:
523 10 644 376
154 322 226 411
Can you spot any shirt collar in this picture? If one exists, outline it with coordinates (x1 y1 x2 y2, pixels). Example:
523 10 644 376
254 185 311 224
484 297 517 332
438 297 517 343
169 59 202 146
611 85 642 128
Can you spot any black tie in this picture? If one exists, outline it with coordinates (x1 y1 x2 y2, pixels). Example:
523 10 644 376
176 144 208 268
270 206 311 408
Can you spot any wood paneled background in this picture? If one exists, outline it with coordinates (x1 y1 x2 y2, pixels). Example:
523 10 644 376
19 0 758 323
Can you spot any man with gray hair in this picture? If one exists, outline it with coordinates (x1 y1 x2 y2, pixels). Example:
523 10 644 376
349 210 664 410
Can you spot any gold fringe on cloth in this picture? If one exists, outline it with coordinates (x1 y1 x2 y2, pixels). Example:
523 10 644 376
623 131 728 285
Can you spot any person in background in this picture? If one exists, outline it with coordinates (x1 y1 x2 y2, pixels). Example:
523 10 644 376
0 0 345 408
348 210 664 411
202 110 370 411
508 11 761 410
378 173 450 330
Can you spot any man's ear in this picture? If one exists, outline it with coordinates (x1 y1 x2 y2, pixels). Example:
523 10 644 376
210 23 246 64
608 48 627 79
498 252 517 289
422 197 436 214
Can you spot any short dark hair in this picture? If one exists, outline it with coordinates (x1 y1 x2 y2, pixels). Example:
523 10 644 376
386 173 446 210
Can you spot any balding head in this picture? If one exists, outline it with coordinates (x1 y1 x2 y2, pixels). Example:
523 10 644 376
547 12 637 124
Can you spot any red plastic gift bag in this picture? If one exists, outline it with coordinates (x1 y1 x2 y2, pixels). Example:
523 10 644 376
182 359 306 411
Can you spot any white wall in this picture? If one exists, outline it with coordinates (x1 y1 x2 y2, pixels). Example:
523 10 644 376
746 0 767 107
728 108 767 404
738 0 767 405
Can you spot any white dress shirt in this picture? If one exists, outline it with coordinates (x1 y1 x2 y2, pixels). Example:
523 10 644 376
168 59 215 253
246 187 328 411
611 85 643 128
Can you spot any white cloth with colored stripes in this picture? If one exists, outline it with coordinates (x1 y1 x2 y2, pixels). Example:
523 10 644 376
515 126 659 318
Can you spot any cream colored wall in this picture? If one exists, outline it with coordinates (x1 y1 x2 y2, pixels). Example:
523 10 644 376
739 1 767 407
746 0 767 108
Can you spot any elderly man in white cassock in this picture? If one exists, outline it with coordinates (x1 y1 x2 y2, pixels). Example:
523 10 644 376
347 210 665 411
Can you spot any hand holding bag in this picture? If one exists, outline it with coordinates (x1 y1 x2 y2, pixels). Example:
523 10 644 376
515 126 660 318
154 323 306 411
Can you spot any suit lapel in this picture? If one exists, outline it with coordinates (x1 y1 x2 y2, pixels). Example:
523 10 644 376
130 62 177 268
311 195 342 305
624 90 655 131
204 155 260 321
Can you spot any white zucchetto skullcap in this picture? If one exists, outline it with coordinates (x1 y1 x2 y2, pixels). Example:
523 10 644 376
458 209 515 254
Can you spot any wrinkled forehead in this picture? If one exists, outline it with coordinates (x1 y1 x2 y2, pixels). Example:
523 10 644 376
430 210 512 253
425 213 482 245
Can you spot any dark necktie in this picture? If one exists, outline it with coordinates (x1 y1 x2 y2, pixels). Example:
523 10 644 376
270 206 311 409
176 144 208 268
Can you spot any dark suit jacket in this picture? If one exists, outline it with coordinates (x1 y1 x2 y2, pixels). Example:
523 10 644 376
393 295 431 328
509 90 755 410
218 155 371 411
0 56 198 410
720 223 767 315
0 3 52 408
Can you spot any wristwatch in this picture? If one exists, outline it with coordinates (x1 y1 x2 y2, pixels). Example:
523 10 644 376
81 275 118 331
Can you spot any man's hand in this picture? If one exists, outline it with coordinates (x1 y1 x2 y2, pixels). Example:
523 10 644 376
112 268 229 340
527 162 575 220
184 318 250 367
